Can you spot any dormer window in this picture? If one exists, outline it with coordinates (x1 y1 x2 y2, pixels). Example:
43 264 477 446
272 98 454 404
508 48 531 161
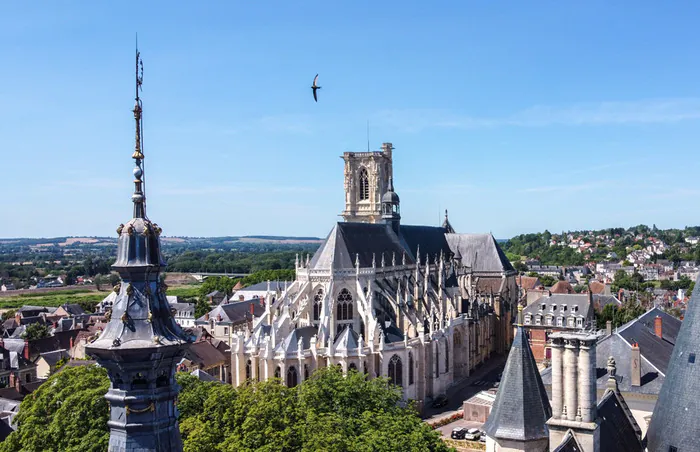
524 315 531 325
535 316 542 325
573 306 578 313
551 305 557 312
546 316 553 326
541 304 546 311
556 317 563 327
562 305 567 312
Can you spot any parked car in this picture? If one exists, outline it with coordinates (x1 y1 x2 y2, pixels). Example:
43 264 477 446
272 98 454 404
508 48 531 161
450 427 467 440
431 394 448 408
479 431 487 442
464 428 481 441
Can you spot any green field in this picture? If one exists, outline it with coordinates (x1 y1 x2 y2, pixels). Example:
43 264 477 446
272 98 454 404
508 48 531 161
0 285 201 310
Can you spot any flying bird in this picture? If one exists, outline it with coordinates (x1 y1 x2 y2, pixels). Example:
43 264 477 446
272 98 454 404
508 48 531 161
311 74 321 102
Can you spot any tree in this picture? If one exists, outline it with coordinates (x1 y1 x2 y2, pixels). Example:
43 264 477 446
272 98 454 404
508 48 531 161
0 366 110 452
2 367 447 452
193 297 211 319
1 310 16 322
21 323 50 341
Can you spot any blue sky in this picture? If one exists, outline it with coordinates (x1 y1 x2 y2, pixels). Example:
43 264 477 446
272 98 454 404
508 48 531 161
2 1 700 239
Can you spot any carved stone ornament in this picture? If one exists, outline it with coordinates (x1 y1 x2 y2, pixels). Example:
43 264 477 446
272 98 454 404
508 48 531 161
116 224 124 235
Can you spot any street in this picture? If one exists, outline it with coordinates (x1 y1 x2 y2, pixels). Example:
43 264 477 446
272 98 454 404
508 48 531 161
423 356 506 420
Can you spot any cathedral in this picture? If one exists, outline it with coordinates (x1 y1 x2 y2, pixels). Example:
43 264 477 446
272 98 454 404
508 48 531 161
231 143 518 407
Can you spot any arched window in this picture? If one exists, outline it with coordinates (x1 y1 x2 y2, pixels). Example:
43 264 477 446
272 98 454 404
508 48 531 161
445 340 449 373
337 289 353 321
363 361 368 375
304 364 309 380
275 366 281 379
349 362 358 372
286 366 298 387
246 359 251 380
359 168 369 201
388 355 403 387
408 352 414 385
313 288 323 321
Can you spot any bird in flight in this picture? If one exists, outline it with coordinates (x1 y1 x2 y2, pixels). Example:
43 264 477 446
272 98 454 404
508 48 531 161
311 74 321 102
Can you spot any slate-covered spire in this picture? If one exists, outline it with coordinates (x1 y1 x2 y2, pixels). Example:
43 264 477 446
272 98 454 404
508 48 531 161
483 305 551 447
646 276 700 451
85 43 190 452
381 177 401 234
442 209 455 233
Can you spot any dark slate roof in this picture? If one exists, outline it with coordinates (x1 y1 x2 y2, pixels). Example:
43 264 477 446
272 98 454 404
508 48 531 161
278 326 317 353
617 307 679 374
310 223 411 269
184 341 226 368
196 299 265 325
59 303 86 316
646 277 700 451
553 431 583 452
38 349 69 367
239 281 284 292
483 326 551 441
399 225 451 262
445 233 515 274
598 391 643 452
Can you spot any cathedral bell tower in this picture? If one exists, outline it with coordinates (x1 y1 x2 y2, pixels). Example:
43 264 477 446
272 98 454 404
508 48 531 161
85 44 191 452
381 177 401 235
340 142 393 223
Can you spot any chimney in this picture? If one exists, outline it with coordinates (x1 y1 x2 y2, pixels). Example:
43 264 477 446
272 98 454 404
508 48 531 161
654 315 663 339
14 373 20 392
606 320 612 336
631 342 641 387
250 303 255 316
70 336 74 350
8 373 15 390
14 313 20 325
23 340 29 360
205 313 209 320
239 295 244 301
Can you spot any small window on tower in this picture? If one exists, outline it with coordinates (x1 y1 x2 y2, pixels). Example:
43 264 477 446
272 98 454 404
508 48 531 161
359 168 369 201
669 446 678 452
689 353 696 364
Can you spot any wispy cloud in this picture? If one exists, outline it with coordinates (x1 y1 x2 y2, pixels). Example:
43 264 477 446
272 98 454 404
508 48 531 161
373 98 700 132
42 179 124 190
160 184 314 196
519 181 612 194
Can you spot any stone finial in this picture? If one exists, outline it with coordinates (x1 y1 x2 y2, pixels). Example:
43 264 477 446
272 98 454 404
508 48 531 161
607 356 617 377
392 252 396 267
381 253 386 268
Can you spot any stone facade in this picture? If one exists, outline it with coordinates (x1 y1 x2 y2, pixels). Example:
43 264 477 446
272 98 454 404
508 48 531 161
341 142 394 223
231 144 518 408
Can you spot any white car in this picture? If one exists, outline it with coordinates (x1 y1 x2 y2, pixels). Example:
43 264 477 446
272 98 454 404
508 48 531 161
464 428 481 441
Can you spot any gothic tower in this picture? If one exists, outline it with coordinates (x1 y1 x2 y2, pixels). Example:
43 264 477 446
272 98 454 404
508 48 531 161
340 142 393 223
85 47 191 452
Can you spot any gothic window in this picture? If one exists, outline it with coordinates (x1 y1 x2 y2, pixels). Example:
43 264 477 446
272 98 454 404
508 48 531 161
313 288 323 321
246 359 251 380
359 168 369 201
349 362 358 372
363 361 368 375
286 366 298 387
337 289 353 321
408 352 414 385
304 364 309 380
275 366 281 379
445 341 449 373
388 355 403 387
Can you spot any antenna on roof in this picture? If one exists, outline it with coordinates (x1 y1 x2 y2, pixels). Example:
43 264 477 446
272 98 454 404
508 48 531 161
366 120 370 152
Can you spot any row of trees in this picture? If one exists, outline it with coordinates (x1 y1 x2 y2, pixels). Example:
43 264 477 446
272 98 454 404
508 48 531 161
0 366 449 452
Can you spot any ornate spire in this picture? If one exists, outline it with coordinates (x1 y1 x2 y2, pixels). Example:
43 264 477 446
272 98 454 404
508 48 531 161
442 209 455 233
85 40 190 452
132 42 146 219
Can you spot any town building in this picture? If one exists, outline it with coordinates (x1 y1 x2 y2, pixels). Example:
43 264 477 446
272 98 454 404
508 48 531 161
231 143 518 409
541 307 680 436
483 316 643 451
522 293 595 363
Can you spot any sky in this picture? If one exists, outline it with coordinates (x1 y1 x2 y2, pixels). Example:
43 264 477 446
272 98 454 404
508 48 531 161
2 1 700 240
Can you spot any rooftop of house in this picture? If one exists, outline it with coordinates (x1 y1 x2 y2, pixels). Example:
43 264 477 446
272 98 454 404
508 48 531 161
523 293 593 319
182 340 227 370
195 299 266 326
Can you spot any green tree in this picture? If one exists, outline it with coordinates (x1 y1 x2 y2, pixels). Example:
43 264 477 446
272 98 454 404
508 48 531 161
1 309 16 322
0 366 110 452
21 323 50 341
194 298 212 319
